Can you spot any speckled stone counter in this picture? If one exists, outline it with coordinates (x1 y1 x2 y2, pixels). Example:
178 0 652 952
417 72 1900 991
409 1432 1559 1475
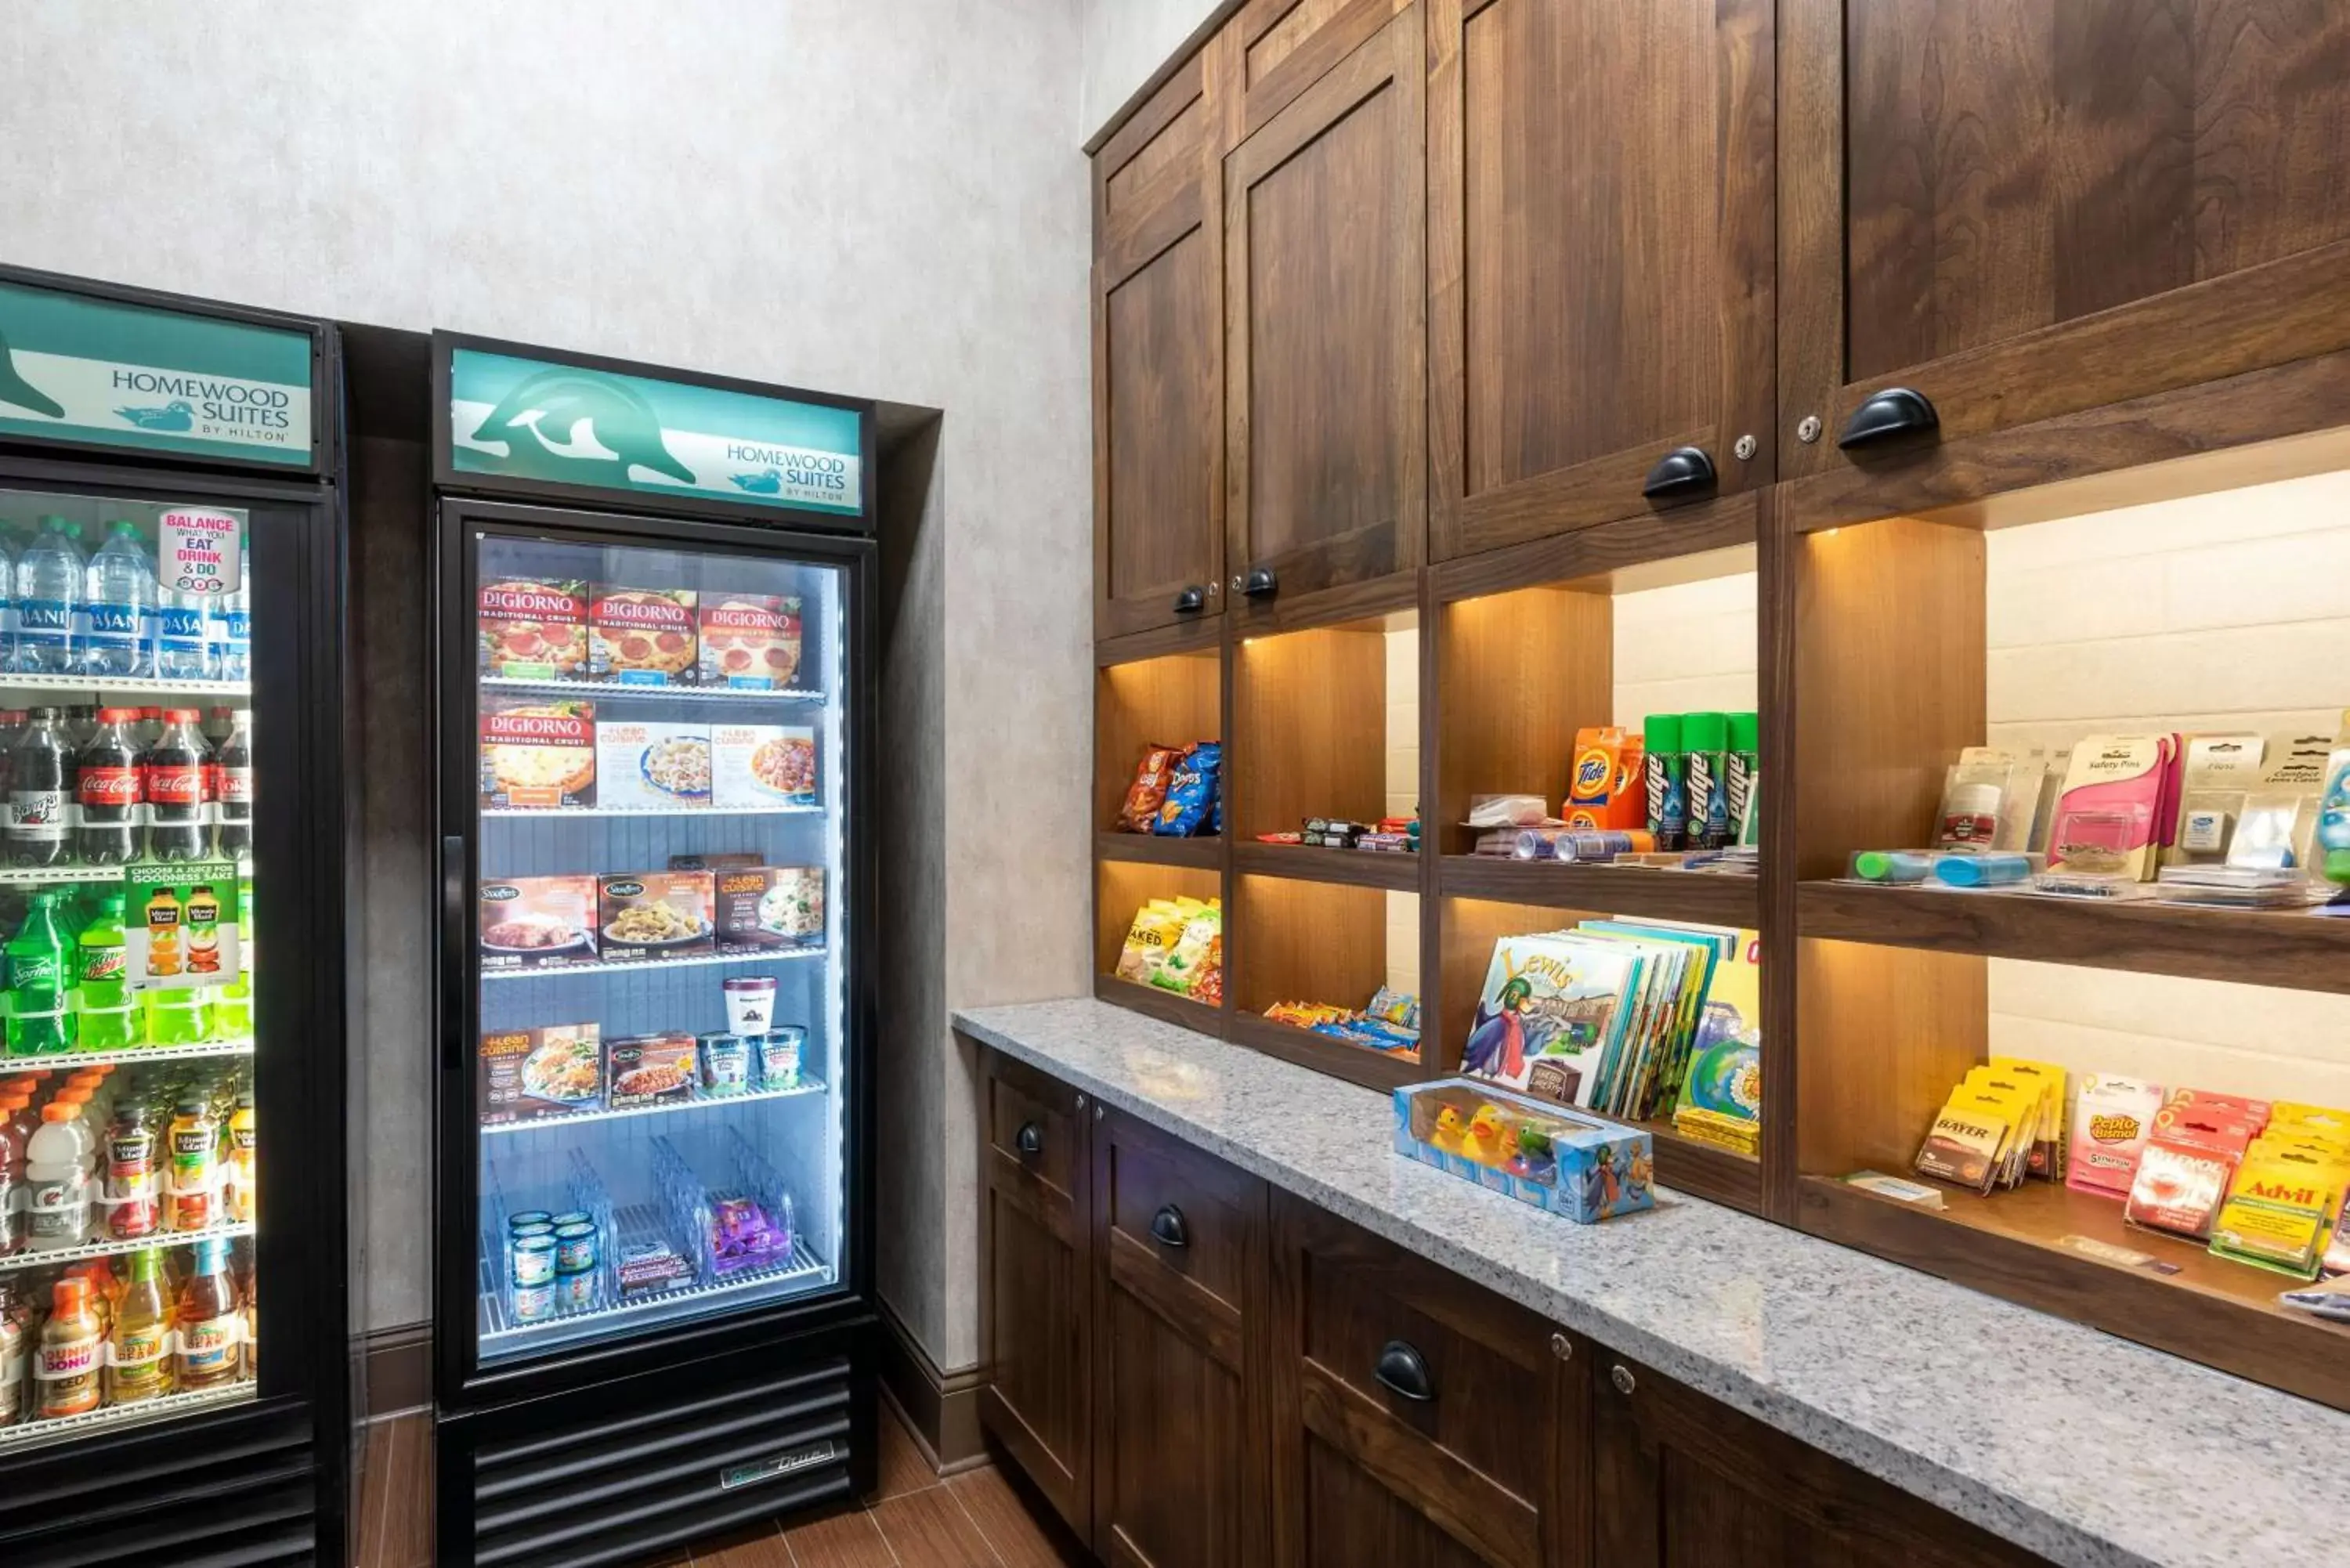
955 997 2347 1568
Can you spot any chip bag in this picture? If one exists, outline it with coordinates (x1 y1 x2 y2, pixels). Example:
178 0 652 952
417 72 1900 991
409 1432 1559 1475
1155 742 1223 837
1119 746 1183 833
1114 899 1188 985
1155 899 1223 997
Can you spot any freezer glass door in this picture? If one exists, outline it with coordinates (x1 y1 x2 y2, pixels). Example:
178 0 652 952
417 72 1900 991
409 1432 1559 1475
469 531 849 1365
0 487 258 1448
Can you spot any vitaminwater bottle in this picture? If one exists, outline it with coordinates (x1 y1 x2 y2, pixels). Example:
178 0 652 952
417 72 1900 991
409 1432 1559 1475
227 1092 255 1226
83 520 156 678
34 1276 103 1418
166 1097 219 1232
107 1247 173 1404
174 1237 240 1390
13 517 82 677
74 892 136 1053
6 891 74 1055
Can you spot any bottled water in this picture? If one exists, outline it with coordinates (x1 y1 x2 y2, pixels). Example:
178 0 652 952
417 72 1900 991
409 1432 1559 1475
0 527 18 671
154 530 214 681
13 517 83 676
208 528 250 682
85 521 157 678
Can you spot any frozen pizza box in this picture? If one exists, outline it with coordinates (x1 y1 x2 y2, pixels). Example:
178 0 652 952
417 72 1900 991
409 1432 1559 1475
479 578 590 680
478 876 598 970
479 1024 602 1125
606 1033 699 1110
713 866 826 952
590 586 700 686
595 720 711 809
698 594 803 689
711 724 818 810
597 871 715 963
479 699 596 809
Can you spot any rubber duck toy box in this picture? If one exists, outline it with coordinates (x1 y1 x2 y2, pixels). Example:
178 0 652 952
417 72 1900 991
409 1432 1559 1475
1393 1078 1654 1223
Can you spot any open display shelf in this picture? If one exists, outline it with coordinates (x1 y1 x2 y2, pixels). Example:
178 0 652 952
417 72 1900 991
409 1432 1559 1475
0 1219 255 1274
475 1227 830 1357
481 946 826 983
1094 829 1220 870
2 1036 254 1071
480 1077 826 1136
1231 840 1418 891
481 675 826 704
0 674 251 699
1441 854 1760 927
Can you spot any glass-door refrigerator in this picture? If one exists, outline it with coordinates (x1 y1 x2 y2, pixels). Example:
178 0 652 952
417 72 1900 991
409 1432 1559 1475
431 335 877 1567
0 267 352 1563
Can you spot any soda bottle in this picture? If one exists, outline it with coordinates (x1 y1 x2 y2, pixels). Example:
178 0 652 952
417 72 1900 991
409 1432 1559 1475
155 530 214 681
174 1236 240 1390
13 517 82 677
24 1100 92 1248
83 521 156 678
166 1097 218 1232
34 1277 102 1418
103 1097 157 1240
212 710 252 861
6 891 74 1055
5 709 69 868
213 529 251 683
0 1092 21 1255
74 892 135 1052
0 710 23 801
228 1092 255 1226
142 709 212 861
107 1247 173 1405
72 710 140 866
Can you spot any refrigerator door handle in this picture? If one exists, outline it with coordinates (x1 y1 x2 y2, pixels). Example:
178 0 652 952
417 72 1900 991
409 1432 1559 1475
441 833 469 1071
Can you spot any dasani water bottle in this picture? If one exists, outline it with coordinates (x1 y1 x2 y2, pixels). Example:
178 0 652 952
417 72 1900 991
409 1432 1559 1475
13 518 82 677
84 521 156 678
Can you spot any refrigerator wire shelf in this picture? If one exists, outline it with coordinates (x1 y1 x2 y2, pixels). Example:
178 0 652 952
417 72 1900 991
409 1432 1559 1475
0 674 252 699
481 1075 826 1136
482 945 826 982
482 676 827 704
0 1219 254 1275
0 857 256 887
5 1036 255 1071
0 1380 254 1454
475 1225 829 1347
482 804 823 821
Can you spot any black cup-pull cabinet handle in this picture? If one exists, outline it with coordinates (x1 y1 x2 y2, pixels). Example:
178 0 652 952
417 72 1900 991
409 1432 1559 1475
1837 386 1940 450
1015 1122 1043 1158
1239 565 1278 598
1641 445 1717 502
1148 1205 1190 1248
1172 584 1206 614
1373 1339 1435 1404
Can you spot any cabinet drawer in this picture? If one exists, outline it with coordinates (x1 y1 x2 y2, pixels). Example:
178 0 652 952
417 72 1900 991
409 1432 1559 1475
1231 0 1411 134
985 1051 1083 1200
1099 1110 1258 1318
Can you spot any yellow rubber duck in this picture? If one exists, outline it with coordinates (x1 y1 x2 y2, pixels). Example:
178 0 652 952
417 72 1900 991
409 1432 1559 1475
1429 1104 1470 1154
1463 1104 1512 1168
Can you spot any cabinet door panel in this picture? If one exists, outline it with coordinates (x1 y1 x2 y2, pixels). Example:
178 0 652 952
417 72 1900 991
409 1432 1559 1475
1302 1433 1495 1568
1233 0 1413 134
1226 5 1426 616
1428 0 1775 558
1783 0 2350 504
1099 1284 1253 1568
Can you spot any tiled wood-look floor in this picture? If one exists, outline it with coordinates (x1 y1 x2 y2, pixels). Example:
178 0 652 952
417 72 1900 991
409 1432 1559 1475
355 1398 1090 1568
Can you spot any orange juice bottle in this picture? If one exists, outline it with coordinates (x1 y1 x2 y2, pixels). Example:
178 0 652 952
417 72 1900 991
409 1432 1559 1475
143 888 183 978
184 887 221 977
227 1093 255 1226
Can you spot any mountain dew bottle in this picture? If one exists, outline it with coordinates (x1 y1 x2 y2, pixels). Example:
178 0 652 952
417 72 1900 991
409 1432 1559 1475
75 893 136 1051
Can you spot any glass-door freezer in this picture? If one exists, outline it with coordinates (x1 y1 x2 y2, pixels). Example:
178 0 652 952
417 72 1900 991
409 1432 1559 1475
443 515 860 1389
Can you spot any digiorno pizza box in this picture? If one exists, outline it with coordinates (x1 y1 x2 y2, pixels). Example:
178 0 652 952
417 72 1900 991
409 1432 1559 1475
591 586 699 686
480 699 596 809
479 578 589 679
699 594 803 689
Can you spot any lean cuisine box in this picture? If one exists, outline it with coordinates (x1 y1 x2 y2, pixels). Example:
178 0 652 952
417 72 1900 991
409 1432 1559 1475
712 866 824 951
1392 1078 1654 1223
479 1024 602 1124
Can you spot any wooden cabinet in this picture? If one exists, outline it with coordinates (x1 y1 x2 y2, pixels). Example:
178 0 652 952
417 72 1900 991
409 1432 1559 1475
1094 56 1228 641
1266 1194 1586 1568
1781 0 2350 501
1426 0 1777 559
977 1052 1093 1534
1090 1110 1271 1568
1591 1352 2050 1568
1224 4 1426 618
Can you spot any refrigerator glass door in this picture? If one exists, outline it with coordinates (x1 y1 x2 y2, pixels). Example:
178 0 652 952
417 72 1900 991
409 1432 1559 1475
468 533 849 1366
0 486 258 1449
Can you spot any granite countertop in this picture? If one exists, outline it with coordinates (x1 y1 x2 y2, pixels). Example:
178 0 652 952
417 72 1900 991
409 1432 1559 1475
955 997 2346 1568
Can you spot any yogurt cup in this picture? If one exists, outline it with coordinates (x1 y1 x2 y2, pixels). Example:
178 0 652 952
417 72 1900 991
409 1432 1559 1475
722 975 779 1035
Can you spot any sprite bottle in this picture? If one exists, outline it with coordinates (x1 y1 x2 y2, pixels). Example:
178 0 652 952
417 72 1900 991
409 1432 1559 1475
6 891 74 1055
75 892 136 1052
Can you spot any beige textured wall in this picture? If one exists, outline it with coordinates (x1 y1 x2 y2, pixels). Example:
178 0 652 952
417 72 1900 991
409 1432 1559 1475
0 0 1094 1371
1081 0 1224 142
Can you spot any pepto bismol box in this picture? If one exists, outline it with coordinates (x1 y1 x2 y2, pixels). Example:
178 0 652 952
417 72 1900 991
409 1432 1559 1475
479 578 589 679
699 594 803 689
479 700 596 809
479 1024 602 1125
591 586 699 685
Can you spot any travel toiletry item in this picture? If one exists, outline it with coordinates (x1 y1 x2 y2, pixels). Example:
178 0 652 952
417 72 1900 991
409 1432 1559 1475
2047 734 2177 880
1464 795 1553 829
1564 727 1644 833
2317 746 2350 888
1849 850 1934 884
1683 712 1733 849
1842 1172 1945 1208
1932 852 2034 889
2166 734 2265 865
1934 749 2027 851
1724 713 1759 847
1642 714 1688 851
2066 1074 2164 1198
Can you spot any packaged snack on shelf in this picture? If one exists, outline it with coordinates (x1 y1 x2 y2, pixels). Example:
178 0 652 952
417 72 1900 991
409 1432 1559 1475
759 1028 805 1090
1564 726 1645 833
617 1234 694 1299
2045 734 2178 880
711 723 816 808
1118 745 1182 833
1152 898 1222 1000
1256 831 1305 845
479 875 599 970
595 720 711 807
597 872 715 962
479 576 590 679
1153 742 1222 837
480 699 597 809
1114 899 1191 985
1357 831 1416 853
1394 1078 1653 1223
589 586 698 685
479 1024 602 1124
698 593 803 688
605 1034 700 1109
1303 817 1364 848
712 865 824 950
1365 986 1420 1031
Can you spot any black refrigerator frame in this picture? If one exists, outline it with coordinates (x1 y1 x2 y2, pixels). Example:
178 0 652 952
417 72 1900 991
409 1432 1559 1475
0 266 352 1566
428 340 881 1563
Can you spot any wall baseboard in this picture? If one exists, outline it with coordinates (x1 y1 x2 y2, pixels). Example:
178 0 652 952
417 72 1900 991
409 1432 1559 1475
876 1296 985 1472
363 1322 432 1418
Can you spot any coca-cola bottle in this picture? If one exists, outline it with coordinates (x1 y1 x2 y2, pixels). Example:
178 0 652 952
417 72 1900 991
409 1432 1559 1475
212 710 252 862
5 710 69 868
74 709 143 865
141 710 212 862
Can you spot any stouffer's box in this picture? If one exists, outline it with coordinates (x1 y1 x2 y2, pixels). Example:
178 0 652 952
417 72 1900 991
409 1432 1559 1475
606 1034 698 1110
479 876 598 970
1391 1078 1654 1223
596 872 714 963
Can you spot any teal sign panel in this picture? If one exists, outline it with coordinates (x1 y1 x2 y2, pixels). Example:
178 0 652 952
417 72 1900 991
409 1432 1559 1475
0 280 313 466
448 348 863 515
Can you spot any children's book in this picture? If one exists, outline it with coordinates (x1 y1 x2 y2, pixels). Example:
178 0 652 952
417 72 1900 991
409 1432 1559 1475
1463 933 1645 1110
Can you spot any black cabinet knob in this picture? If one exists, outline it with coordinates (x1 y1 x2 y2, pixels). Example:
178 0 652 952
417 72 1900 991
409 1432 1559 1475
1240 565 1278 598
1172 584 1206 614
1015 1122 1043 1158
1148 1205 1190 1248
1837 387 1940 450
1373 1339 1434 1404
1641 445 1717 501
